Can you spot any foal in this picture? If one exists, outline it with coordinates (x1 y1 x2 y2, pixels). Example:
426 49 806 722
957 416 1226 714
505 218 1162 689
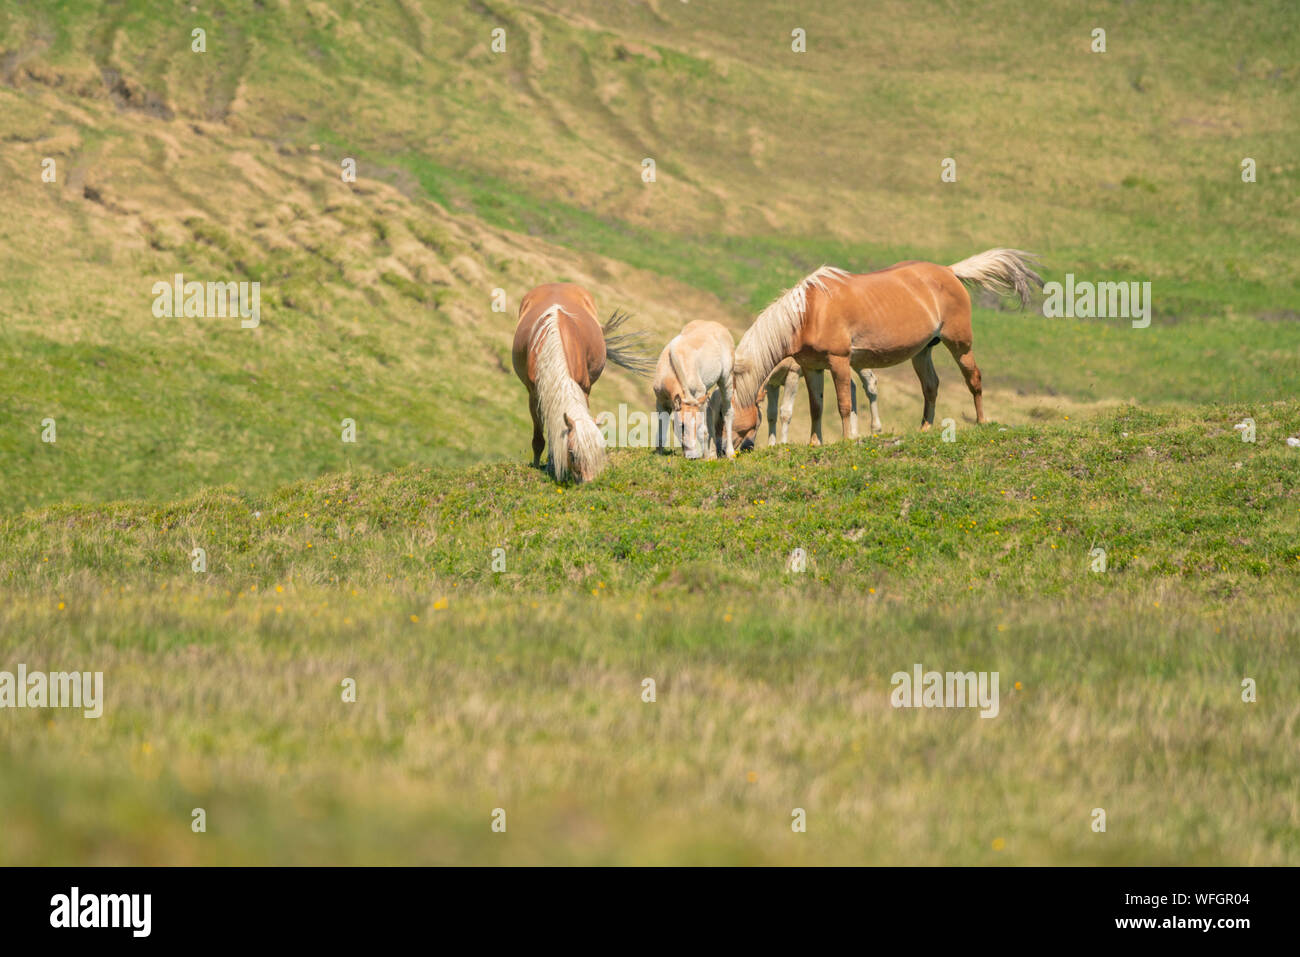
653 320 740 460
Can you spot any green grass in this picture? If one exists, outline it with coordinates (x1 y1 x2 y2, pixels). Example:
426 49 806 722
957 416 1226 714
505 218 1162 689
7 402 1300 596
2 402 1297 864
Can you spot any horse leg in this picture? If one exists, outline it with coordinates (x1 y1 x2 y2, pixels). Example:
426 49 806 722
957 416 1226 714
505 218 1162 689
704 398 718 461
655 399 671 454
857 367 882 433
725 375 738 459
529 392 545 466
765 383 780 447
943 340 986 424
912 347 939 432
779 367 799 444
829 355 855 441
805 368 825 446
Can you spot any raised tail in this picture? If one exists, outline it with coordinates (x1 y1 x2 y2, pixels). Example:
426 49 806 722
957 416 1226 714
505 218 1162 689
601 310 654 377
948 248 1043 308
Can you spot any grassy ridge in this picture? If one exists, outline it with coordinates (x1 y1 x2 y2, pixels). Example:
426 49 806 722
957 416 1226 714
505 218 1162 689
7 402 1299 597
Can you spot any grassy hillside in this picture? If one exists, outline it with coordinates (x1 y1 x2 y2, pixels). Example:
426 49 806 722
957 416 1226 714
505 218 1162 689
2 401 1298 865
1 1 1297 865
2 0 1298 510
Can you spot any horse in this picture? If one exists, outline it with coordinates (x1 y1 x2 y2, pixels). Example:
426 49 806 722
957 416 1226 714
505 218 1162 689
756 357 882 448
511 282 650 482
728 249 1042 446
652 320 740 460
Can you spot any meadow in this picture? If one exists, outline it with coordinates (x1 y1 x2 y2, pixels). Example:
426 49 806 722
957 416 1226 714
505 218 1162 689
0 0 1297 864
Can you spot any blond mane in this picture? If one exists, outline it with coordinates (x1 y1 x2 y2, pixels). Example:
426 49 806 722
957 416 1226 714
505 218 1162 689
530 305 607 481
733 265 849 406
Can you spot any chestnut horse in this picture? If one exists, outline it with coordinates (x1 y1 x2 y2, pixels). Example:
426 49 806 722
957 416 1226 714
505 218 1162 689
512 283 649 482
729 249 1041 446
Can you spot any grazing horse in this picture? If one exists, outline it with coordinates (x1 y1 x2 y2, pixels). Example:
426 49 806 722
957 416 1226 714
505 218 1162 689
653 320 740 460
729 249 1042 446
757 357 882 447
512 282 649 482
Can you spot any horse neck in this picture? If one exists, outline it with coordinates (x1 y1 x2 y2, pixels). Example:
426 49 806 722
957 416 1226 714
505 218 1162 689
734 306 802 407
734 267 847 406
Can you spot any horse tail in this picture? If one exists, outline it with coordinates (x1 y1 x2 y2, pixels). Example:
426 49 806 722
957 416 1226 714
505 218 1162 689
948 249 1043 308
601 309 654 377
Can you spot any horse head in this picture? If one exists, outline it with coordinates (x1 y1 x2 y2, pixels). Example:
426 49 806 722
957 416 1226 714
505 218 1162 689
674 392 711 460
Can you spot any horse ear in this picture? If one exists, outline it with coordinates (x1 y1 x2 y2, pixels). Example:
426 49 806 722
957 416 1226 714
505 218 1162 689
563 412 576 432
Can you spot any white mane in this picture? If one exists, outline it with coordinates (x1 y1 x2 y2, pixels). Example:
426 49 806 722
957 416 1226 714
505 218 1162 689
530 305 607 481
733 265 849 405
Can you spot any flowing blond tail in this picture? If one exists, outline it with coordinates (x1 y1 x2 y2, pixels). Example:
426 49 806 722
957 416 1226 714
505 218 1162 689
601 310 654 377
948 249 1044 308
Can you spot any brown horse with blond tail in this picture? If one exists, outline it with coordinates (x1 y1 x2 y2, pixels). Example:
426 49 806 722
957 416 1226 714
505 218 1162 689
727 249 1043 446
512 282 650 483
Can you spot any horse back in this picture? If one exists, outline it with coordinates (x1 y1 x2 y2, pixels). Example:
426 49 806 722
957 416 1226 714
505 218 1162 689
848 260 968 305
798 261 970 364
512 283 607 391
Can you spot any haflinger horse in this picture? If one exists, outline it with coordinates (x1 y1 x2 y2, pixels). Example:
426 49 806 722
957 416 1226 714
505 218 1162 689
512 282 650 483
653 320 741 460
754 357 882 448
727 249 1042 447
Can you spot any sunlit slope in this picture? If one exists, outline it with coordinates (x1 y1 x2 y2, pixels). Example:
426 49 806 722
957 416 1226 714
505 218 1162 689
1 0 1297 508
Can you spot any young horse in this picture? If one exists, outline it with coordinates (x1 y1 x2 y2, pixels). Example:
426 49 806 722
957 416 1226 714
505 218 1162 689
512 283 649 482
759 357 882 447
729 249 1041 446
653 320 739 460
